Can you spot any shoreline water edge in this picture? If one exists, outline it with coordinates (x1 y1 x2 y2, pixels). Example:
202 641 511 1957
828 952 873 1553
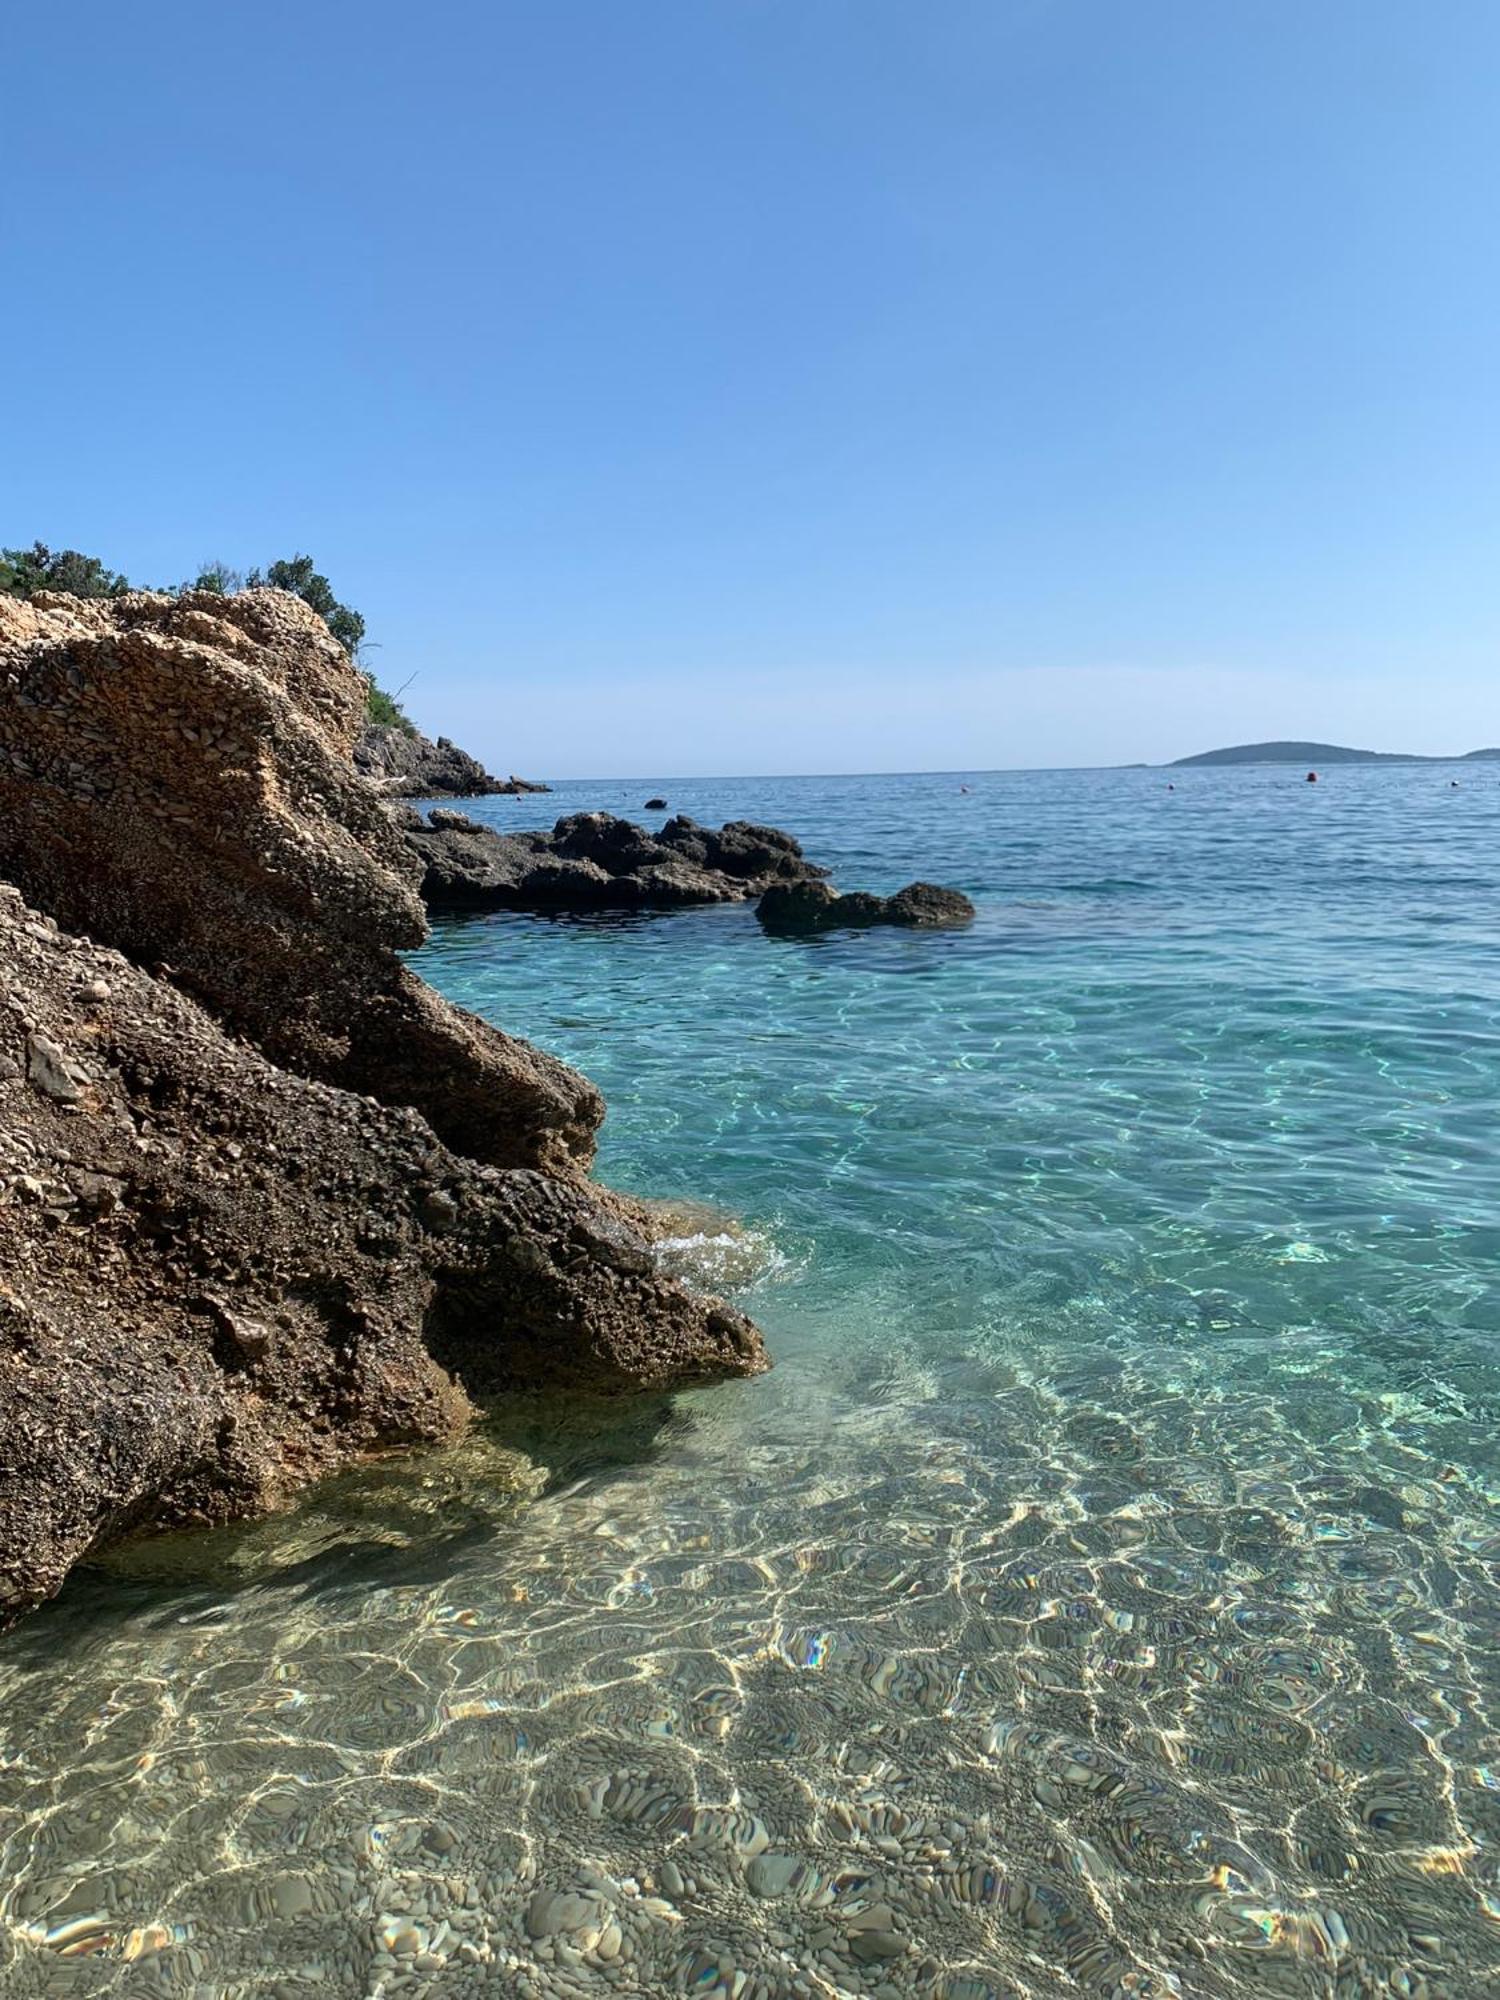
0 585 971 1621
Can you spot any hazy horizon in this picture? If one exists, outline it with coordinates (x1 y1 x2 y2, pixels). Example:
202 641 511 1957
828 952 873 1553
463 738 1500 784
7 2 1498 773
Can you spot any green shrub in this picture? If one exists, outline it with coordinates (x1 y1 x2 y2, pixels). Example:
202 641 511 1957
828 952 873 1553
245 555 365 658
0 542 131 599
3 542 411 723
364 679 415 732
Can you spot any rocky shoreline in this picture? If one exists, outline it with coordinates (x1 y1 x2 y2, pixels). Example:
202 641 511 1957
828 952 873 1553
403 806 830 912
355 720 550 798
0 589 765 1624
397 807 975 929
0 584 973 1624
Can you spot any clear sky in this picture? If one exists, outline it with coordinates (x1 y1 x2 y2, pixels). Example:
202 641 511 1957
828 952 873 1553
5 2 1497 775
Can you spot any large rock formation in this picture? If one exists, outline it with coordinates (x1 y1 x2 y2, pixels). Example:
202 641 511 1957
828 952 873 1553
406 808 828 912
0 590 589 1171
0 889 761 1621
0 589 767 1621
355 720 550 797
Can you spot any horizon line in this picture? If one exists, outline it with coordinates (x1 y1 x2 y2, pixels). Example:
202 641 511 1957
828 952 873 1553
499 752 1493 784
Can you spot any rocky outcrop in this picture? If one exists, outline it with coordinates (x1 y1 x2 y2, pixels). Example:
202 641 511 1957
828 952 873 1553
355 721 550 797
0 588 769 1619
406 809 828 912
756 879 975 933
0 887 763 1622
0 590 590 1171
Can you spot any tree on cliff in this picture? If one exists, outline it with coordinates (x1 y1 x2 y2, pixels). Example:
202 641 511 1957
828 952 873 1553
0 542 131 599
245 555 365 658
2 540 404 725
189 561 247 595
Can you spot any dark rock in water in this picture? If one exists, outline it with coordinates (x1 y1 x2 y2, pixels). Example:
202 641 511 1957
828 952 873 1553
757 878 975 933
0 588 767 1623
644 796 668 810
406 809 829 913
355 722 549 798
885 882 977 926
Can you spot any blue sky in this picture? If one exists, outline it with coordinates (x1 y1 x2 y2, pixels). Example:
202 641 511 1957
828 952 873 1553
5 2 1497 774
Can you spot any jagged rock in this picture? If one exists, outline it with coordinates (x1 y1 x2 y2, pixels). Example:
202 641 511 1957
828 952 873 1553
0 590 591 1171
407 809 828 913
0 884 766 1622
355 721 551 797
25 1031 84 1104
885 882 976 926
757 878 975 933
0 587 772 1621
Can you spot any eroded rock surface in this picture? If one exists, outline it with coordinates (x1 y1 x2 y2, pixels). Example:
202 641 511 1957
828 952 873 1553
756 879 976 933
0 888 764 1621
0 589 770 1619
355 721 550 797
407 809 828 912
0 590 591 1171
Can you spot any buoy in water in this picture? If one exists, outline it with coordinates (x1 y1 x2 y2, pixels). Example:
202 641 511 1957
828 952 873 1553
1306 771 1318 783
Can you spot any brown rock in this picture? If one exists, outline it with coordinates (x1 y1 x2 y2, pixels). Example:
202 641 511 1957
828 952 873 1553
0 886 766 1623
0 589 594 1171
0 591 771 1623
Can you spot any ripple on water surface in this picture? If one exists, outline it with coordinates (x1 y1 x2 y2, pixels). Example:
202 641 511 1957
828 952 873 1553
2 766 1499 1998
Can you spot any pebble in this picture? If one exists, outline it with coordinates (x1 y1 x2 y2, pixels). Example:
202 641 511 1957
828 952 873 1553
524 1890 604 1942
269 1876 314 1919
746 1852 803 1899
593 1920 623 1961
849 1927 906 1964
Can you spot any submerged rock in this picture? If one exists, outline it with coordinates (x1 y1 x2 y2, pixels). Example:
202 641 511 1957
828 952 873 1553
355 721 550 797
407 808 828 912
756 878 975 933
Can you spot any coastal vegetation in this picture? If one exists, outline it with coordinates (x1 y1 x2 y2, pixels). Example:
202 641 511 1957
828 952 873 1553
0 540 411 731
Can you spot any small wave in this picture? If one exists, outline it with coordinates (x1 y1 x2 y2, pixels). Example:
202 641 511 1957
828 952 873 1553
654 1225 788 1292
1056 877 1154 894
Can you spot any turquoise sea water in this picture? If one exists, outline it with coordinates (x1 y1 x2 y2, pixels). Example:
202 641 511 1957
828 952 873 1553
3 766 1499 1998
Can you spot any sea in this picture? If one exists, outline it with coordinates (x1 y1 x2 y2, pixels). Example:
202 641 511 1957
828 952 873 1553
2 765 1498 1999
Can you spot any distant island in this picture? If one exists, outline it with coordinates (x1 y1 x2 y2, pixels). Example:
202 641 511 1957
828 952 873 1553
1172 740 1500 767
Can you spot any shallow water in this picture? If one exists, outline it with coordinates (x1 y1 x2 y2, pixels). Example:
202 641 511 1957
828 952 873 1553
3 765 1500 1998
